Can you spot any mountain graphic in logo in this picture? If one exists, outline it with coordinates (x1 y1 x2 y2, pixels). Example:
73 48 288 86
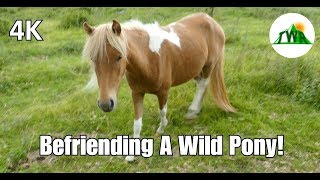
273 23 312 44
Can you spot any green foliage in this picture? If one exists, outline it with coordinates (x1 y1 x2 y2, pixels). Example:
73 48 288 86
0 19 10 35
251 59 320 107
59 8 91 29
294 78 320 108
57 40 84 54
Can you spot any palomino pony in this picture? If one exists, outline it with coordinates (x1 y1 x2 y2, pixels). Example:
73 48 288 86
82 13 236 161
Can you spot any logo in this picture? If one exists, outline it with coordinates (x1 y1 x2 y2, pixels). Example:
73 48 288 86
269 13 315 58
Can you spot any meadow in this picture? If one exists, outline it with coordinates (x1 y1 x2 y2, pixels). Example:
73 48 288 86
0 7 319 172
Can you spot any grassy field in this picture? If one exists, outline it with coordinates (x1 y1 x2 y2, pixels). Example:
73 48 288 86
0 7 319 173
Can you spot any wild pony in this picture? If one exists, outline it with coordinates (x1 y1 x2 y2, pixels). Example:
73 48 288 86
82 13 236 161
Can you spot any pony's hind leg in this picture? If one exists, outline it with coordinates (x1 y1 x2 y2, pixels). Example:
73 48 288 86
185 77 209 119
156 91 169 135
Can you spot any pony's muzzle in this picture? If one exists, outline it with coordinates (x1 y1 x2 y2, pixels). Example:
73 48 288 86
98 99 115 112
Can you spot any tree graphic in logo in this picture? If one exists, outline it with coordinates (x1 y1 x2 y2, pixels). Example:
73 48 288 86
273 23 312 44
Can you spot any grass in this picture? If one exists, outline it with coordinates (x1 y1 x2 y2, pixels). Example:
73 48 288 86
0 7 320 173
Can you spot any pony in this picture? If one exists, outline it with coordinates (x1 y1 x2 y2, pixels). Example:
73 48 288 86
82 13 236 161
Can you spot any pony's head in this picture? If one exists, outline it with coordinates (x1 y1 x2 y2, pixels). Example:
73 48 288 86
83 20 128 112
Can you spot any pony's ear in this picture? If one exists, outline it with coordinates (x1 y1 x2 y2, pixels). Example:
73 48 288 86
112 20 121 36
83 22 94 35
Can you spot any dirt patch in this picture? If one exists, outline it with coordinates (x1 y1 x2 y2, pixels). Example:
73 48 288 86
19 150 57 170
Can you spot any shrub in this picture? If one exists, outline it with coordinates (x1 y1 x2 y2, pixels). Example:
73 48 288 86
0 19 10 35
253 58 320 108
60 9 90 29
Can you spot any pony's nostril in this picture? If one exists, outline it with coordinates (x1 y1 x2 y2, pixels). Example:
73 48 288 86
97 99 114 112
110 99 114 109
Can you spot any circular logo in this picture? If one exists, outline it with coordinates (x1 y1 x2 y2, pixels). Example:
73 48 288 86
269 13 315 58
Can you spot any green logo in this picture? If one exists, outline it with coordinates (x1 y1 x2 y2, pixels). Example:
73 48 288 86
273 23 312 44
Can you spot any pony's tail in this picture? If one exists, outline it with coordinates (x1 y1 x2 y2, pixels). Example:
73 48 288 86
209 48 237 113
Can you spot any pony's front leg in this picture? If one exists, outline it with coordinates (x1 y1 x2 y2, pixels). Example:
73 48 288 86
125 91 144 162
156 91 169 135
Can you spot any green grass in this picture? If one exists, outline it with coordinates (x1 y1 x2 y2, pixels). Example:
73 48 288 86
0 7 320 172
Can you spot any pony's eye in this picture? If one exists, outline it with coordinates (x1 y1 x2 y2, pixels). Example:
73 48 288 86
116 56 122 62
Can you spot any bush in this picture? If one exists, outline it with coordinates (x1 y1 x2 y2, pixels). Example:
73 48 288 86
294 78 320 108
0 19 10 35
57 40 83 54
59 9 90 29
252 58 320 108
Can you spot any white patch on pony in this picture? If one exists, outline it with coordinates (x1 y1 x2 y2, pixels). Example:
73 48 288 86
125 117 142 162
123 20 181 54
83 73 98 91
133 117 142 138
157 103 168 134
169 22 176 27
146 25 180 54
188 78 209 113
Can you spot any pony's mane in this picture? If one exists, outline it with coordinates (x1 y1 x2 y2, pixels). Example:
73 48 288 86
122 20 161 31
82 20 161 62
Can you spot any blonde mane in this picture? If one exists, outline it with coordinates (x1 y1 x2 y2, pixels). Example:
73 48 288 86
82 20 167 62
83 23 128 62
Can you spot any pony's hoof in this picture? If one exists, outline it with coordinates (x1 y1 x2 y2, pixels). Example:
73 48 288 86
125 156 135 162
155 132 162 137
185 111 199 120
